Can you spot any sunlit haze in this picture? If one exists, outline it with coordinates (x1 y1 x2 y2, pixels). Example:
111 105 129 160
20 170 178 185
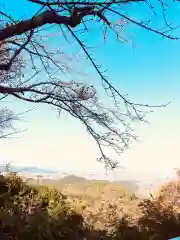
0 0 180 184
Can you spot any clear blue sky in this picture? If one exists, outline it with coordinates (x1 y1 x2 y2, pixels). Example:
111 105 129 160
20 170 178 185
1 0 180 182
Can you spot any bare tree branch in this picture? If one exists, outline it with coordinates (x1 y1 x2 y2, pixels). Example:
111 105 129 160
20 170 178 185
0 0 178 168
0 30 34 71
28 0 144 5
0 0 178 42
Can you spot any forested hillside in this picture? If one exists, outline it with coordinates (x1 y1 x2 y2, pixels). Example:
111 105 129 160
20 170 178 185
1 171 180 239
26 175 139 199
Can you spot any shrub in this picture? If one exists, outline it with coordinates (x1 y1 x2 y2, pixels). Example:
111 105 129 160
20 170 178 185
0 172 88 240
1 172 180 240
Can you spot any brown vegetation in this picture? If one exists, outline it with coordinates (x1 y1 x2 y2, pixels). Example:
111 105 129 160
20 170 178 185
0 171 180 239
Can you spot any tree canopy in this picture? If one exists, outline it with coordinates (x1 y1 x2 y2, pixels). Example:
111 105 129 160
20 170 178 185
0 0 178 168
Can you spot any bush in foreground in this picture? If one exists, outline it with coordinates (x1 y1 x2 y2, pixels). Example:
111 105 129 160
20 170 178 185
1 172 180 239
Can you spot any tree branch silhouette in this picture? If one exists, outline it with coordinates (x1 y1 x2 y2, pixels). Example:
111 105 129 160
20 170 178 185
0 0 178 168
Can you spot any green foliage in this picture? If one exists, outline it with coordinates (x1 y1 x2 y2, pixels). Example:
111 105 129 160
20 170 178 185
3 162 12 173
1 172 180 240
0 172 87 240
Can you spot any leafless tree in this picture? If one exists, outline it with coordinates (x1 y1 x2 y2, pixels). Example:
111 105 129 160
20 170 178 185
0 0 178 169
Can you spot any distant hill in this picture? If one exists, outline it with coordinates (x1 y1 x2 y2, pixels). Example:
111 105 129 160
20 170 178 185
0 165 58 174
25 174 139 200
114 180 139 193
1 165 140 196
59 175 88 184
62 177 138 197
58 176 139 193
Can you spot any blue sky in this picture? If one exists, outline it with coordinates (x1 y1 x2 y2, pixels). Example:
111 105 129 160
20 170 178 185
0 0 180 182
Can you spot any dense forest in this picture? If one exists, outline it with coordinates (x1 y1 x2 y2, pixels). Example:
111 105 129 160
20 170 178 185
0 170 180 240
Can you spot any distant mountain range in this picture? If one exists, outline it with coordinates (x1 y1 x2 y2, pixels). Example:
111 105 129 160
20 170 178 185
0 164 139 193
0 165 59 174
0 164 172 197
53 174 139 193
25 174 140 199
